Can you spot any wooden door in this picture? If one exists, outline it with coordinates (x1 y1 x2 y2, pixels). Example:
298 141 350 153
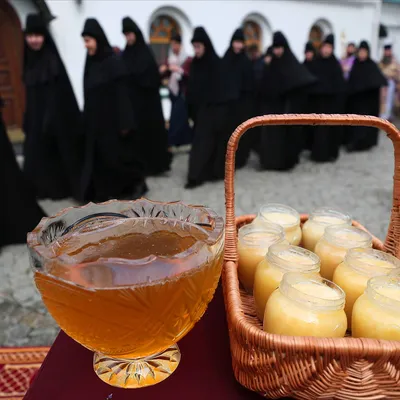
0 0 24 129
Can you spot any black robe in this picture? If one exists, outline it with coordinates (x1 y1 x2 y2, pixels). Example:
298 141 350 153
81 18 146 202
0 97 46 247
223 31 255 168
186 27 236 187
345 57 387 151
258 32 317 170
121 18 171 176
307 55 346 162
23 21 83 200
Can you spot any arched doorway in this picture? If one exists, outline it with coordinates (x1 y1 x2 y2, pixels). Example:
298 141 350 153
308 19 333 50
243 20 262 51
149 15 181 65
0 0 24 131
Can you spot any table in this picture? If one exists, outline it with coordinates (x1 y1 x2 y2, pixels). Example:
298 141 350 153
25 284 291 399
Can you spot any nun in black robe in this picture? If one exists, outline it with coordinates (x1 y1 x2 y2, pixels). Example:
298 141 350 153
23 14 83 200
185 27 235 188
81 18 146 202
121 17 171 176
345 41 387 152
0 97 46 247
223 28 255 168
307 34 346 162
303 41 316 70
258 32 317 170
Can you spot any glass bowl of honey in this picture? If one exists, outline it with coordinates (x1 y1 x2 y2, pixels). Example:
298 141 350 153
27 199 224 389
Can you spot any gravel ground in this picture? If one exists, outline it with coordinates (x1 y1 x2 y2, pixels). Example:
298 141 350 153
0 131 395 347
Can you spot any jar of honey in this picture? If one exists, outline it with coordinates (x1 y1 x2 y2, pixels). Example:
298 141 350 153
263 272 347 338
237 224 285 293
254 243 320 320
333 248 400 329
252 204 302 245
314 225 372 280
352 276 400 340
302 207 351 251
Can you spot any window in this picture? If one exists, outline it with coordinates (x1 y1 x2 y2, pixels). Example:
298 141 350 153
149 15 180 64
309 25 324 49
243 20 262 50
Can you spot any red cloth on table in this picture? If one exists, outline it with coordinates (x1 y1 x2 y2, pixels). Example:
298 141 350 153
24 284 292 399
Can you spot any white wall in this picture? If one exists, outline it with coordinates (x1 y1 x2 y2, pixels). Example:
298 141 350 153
381 2 400 59
11 0 380 108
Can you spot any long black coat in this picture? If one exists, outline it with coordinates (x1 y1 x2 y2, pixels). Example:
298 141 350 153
223 29 255 168
258 32 317 170
307 54 346 162
81 18 145 202
23 24 83 200
0 98 45 247
345 52 387 152
186 27 236 186
121 18 171 176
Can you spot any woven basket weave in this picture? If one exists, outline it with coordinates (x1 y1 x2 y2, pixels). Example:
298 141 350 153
222 114 400 400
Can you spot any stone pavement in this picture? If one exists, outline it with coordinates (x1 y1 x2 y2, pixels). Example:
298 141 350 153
0 133 395 347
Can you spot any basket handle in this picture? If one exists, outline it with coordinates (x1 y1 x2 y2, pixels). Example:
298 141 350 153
224 113 400 262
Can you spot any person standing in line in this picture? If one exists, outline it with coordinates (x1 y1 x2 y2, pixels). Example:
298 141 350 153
121 17 172 176
341 42 357 80
223 28 255 168
159 33 193 151
22 14 83 200
0 96 46 247
303 41 316 69
185 27 235 188
379 41 400 121
307 34 346 162
257 31 317 171
80 18 147 202
345 40 387 152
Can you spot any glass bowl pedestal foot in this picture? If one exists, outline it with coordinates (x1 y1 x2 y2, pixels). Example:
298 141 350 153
93 344 181 388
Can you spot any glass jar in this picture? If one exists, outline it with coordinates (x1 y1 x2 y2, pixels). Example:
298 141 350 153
302 207 351 251
333 248 400 329
254 243 320 320
237 224 285 293
314 225 372 281
352 276 400 340
252 203 302 245
263 272 347 338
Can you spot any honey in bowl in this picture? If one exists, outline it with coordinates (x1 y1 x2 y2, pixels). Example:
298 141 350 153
28 200 224 389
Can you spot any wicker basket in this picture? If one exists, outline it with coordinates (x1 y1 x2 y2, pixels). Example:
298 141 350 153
222 114 400 400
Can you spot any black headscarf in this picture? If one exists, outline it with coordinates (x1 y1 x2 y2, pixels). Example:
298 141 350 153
187 26 233 106
265 46 273 57
261 31 317 97
305 41 315 55
347 40 387 94
222 28 254 99
323 34 335 48
307 34 345 94
121 17 160 88
82 18 125 92
23 14 60 85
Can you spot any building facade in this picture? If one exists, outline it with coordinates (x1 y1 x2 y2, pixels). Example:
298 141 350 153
0 0 390 128
381 0 400 57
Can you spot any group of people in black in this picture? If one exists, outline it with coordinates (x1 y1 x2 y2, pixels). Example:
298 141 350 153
0 14 388 247
186 29 387 187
